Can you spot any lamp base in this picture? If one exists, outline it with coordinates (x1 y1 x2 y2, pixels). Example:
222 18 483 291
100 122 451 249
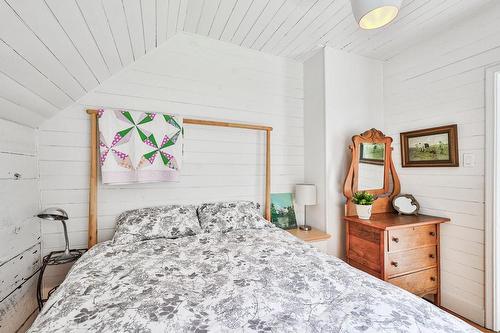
299 224 312 231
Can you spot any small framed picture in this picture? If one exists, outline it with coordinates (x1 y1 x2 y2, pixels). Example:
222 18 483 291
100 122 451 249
400 125 459 167
270 193 297 229
359 143 385 165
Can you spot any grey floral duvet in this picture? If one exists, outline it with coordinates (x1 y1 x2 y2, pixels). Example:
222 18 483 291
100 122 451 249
29 227 478 332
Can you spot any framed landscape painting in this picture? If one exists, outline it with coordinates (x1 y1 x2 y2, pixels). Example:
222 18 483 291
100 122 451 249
400 124 459 167
270 193 297 230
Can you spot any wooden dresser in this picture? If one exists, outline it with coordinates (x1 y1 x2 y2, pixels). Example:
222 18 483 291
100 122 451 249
344 213 449 305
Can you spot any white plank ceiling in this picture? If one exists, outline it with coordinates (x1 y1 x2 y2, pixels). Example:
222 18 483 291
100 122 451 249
0 0 493 127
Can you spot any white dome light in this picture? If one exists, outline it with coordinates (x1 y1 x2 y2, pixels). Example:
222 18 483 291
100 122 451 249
351 0 402 30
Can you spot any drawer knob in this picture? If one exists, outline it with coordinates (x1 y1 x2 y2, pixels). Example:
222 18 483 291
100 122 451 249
429 231 436 237
392 237 399 243
391 261 398 267
430 276 436 282
429 254 435 259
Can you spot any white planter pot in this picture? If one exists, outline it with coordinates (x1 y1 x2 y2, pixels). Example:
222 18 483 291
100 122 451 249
356 204 372 220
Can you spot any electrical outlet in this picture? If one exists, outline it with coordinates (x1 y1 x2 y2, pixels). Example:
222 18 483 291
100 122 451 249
463 153 475 167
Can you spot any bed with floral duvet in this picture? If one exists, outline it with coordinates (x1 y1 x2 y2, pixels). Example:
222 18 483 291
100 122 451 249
29 202 478 332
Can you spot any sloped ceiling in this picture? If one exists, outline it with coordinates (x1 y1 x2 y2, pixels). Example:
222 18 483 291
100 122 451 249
0 0 493 127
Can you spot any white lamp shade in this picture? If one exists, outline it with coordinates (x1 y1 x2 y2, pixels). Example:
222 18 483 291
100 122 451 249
351 0 402 30
295 184 317 206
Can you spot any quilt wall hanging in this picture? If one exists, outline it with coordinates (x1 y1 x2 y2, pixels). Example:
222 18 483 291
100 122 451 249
97 109 183 184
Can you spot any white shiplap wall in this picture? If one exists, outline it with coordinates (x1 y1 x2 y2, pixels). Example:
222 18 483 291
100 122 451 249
0 119 40 332
303 47 384 258
383 2 500 324
38 32 304 253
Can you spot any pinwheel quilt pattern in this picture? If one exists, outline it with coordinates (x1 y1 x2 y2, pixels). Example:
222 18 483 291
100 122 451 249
97 109 183 184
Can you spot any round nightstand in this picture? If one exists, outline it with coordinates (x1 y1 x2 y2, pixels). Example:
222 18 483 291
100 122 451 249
37 249 87 310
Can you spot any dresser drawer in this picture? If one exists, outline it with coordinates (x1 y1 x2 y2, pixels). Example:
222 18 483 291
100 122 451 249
386 246 437 277
347 223 381 273
387 225 437 252
388 268 438 296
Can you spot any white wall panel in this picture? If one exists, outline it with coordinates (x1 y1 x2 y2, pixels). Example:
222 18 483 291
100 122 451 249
383 5 500 325
38 33 304 254
323 47 384 257
0 119 40 332
303 47 383 258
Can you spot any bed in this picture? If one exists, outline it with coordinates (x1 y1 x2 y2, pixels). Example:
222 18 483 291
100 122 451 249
29 116 478 332
29 203 478 333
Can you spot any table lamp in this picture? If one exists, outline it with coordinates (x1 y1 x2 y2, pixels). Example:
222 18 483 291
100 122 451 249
37 207 78 259
295 184 317 231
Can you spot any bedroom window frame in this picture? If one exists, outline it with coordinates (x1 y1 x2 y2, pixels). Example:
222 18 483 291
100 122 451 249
485 64 500 331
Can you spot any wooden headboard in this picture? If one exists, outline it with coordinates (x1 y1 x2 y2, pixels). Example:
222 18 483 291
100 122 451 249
85 109 273 248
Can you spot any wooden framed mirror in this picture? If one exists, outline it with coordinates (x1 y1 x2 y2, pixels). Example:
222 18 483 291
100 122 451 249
343 128 400 216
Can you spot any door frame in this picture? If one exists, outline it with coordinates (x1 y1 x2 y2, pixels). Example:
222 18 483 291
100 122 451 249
485 64 500 330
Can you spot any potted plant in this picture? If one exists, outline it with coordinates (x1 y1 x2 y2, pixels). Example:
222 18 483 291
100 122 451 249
352 191 376 220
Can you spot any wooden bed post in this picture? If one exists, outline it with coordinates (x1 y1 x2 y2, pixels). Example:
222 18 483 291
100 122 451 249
85 110 273 248
87 110 98 248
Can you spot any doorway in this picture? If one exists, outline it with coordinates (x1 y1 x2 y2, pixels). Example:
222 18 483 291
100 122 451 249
485 65 500 331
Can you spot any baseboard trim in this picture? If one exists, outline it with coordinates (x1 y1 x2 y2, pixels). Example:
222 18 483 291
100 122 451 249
441 306 494 333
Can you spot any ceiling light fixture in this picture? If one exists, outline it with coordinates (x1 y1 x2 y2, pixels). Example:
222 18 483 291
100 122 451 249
351 0 402 30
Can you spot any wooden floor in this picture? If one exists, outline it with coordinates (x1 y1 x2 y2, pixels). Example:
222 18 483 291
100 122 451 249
463 320 493 333
442 307 494 333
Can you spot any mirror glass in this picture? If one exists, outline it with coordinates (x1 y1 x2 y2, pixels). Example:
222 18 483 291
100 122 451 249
393 196 419 215
357 143 385 190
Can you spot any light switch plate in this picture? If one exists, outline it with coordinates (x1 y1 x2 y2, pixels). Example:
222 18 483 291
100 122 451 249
463 153 475 167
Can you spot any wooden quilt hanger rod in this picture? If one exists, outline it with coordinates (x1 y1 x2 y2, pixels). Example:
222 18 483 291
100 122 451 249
85 109 272 248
